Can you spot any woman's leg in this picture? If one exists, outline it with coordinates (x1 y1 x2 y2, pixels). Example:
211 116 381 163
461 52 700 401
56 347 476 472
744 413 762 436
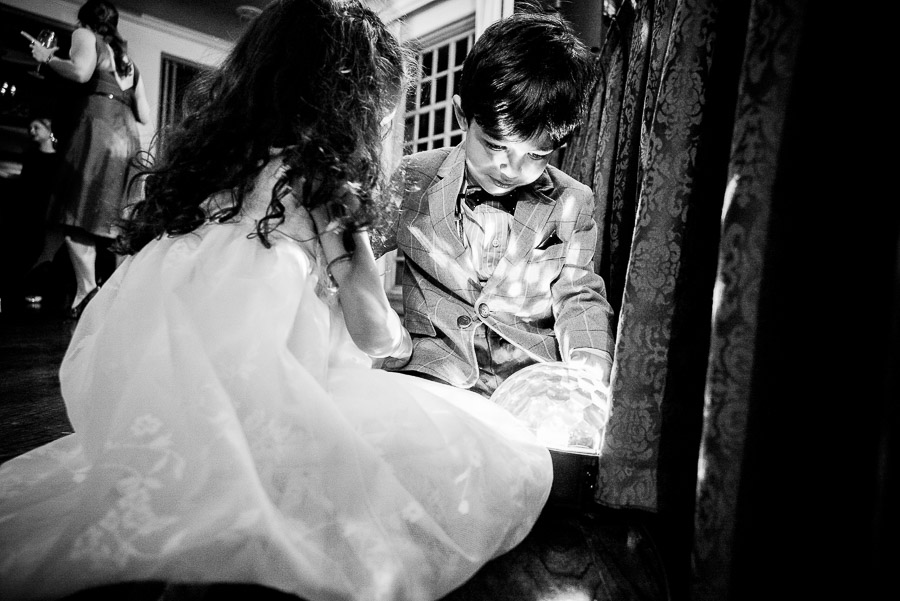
64 231 97 309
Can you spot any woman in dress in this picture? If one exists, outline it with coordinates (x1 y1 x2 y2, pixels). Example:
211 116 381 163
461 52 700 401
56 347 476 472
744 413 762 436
0 1 552 600
27 0 150 319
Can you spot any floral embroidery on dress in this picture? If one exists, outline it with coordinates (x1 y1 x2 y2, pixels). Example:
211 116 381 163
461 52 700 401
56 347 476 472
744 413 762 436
70 473 180 568
0 442 86 500
66 413 187 567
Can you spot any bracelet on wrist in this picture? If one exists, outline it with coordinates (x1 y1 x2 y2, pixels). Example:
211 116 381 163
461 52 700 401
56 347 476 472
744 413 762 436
325 252 353 287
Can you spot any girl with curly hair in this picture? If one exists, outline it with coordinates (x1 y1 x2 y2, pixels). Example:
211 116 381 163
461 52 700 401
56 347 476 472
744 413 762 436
0 2 553 600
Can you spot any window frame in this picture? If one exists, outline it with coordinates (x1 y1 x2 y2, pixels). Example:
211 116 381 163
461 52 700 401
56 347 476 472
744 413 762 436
402 16 474 156
157 53 203 156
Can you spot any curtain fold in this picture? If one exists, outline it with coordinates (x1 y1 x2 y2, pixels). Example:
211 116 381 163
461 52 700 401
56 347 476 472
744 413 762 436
561 0 729 520
553 1 900 599
691 1 808 597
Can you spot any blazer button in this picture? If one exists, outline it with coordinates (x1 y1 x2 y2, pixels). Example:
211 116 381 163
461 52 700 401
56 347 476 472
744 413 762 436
457 315 472 328
477 303 490 318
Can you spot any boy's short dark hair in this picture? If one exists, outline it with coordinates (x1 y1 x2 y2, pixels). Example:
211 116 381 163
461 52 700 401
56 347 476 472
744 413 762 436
457 9 595 147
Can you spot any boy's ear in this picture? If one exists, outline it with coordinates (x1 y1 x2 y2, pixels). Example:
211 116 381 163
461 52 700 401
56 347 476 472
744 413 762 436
451 95 468 133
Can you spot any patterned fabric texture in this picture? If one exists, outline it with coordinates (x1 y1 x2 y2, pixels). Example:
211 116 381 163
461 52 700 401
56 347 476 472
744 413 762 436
379 146 615 391
560 0 729 518
554 1 867 599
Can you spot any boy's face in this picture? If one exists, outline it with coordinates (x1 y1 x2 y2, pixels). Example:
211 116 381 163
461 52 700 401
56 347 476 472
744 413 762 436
452 95 554 197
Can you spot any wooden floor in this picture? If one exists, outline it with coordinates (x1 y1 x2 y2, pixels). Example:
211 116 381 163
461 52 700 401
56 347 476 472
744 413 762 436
0 300 670 601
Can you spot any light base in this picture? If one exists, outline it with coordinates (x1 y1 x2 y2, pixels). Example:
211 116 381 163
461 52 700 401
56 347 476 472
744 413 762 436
547 448 599 509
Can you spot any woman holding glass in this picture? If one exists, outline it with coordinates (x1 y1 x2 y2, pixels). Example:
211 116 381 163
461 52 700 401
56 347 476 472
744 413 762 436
26 0 150 319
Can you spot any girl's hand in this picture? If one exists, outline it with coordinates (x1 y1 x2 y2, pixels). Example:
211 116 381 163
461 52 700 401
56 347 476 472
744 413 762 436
309 182 360 261
309 203 348 264
306 182 407 359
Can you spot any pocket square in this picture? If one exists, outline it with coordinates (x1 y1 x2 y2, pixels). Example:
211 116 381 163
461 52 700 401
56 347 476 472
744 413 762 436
535 230 563 250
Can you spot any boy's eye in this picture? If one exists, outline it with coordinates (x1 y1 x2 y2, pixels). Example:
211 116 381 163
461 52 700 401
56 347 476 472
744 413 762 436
485 142 505 151
527 152 550 161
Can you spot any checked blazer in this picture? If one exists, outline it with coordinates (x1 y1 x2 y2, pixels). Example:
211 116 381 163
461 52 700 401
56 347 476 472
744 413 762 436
375 144 614 390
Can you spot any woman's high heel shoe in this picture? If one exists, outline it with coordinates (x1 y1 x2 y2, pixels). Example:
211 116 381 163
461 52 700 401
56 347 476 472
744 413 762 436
68 287 99 320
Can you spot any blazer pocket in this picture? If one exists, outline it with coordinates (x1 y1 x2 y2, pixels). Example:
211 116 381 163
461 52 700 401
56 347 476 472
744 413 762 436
535 230 563 250
531 235 566 264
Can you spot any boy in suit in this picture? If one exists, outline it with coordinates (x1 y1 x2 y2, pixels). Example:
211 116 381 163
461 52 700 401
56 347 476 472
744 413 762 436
375 9 614 397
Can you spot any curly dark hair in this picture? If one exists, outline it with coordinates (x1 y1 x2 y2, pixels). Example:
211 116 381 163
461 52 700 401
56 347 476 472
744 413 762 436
116 0 410 255
77 0 132 77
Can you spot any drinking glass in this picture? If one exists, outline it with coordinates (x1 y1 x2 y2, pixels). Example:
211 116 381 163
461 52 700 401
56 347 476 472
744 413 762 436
31 29 57 79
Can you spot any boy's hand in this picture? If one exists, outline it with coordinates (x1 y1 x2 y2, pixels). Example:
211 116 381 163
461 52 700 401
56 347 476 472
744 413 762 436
568 349 611 389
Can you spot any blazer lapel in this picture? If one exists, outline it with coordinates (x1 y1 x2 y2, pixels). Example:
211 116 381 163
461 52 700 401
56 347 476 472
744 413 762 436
430 146 466 252
423 146 480 301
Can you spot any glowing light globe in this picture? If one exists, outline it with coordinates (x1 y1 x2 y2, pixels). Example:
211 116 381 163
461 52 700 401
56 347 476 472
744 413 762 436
491 361 611 456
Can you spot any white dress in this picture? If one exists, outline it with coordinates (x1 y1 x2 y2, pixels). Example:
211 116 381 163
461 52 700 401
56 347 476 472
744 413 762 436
0 160 552 601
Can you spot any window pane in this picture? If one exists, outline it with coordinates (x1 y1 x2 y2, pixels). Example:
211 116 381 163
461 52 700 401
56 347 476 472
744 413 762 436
455 38 468 65
433 108 445 135
435 75 447 104
437 45 449 73
403 28 474 161
421 50 433 78
419 80 432 107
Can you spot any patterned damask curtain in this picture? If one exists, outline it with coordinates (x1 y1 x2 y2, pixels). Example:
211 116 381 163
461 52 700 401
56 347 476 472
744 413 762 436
561 0 895 599
560 0 739 522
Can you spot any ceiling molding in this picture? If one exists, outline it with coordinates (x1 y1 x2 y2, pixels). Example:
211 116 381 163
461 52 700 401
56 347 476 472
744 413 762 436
377 0 443 24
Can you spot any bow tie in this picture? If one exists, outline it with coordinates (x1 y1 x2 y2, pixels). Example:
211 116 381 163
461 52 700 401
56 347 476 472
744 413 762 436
461 185 518 215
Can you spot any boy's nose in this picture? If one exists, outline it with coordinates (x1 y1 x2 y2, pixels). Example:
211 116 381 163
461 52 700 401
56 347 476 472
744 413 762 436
497 152 522 176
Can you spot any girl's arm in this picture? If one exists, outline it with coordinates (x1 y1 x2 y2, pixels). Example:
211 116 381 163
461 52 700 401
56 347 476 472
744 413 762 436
312 205 411 359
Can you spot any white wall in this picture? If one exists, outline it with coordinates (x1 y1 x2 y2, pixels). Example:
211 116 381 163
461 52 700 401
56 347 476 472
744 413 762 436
379 0 476 40
3 0 232 150
376 0 511 42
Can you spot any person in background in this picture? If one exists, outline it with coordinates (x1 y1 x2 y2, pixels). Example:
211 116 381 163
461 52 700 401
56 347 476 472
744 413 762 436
0 1 552 600
0 116 60 309
21 117 61 304
373 8 615 397
26 0 150 319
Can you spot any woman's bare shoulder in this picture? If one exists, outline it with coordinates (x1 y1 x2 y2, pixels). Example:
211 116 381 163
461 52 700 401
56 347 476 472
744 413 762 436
70 27 96 46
